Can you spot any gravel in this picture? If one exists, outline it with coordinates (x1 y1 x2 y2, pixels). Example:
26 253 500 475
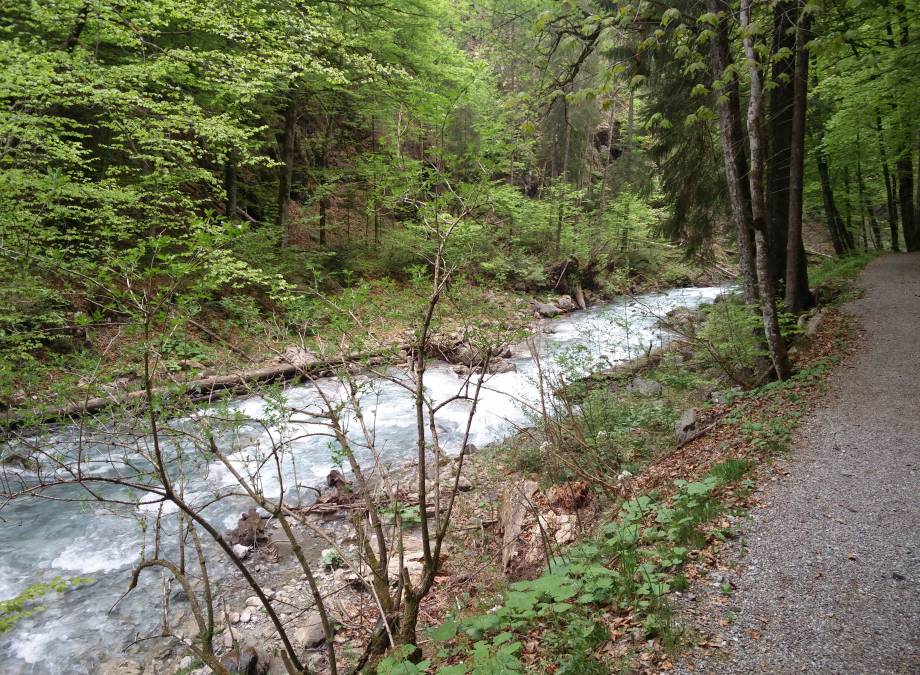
678 253 920 674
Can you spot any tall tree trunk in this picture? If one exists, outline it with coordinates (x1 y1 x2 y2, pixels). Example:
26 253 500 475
555 102 572 254
318 197 327 246
740 0 790 379
277 102 296 249
224 148 238 223
784 3 813 313
842 168 854 240
899 148 918 250
766 0 797 284
595 105 617 226
895 2 917 251
708 0 757 304
817 151 851 255
856 150 882 250
876 113 900 251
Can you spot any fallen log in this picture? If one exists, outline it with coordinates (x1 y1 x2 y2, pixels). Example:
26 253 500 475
1 349 395 430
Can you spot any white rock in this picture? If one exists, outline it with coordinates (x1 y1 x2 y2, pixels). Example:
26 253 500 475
231 544 251 559
245 595 261 607
228 611 240 625
241 608 252 623
178 656 193 670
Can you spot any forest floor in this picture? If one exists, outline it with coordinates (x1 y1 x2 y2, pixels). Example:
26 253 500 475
676 252 920 674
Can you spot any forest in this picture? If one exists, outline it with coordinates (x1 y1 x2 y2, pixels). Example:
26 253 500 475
0 0 917 674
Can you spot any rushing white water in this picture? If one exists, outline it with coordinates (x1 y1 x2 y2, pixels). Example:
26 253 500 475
0 285 726 673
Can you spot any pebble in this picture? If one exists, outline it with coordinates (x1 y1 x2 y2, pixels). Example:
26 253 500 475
245 595 261 607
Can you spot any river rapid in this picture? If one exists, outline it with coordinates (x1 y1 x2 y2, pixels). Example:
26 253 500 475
0 285 726 673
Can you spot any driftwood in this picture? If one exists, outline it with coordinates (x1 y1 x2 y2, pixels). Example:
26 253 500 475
1 349 393 429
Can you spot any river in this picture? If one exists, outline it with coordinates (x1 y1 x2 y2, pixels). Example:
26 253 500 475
0 284 726 673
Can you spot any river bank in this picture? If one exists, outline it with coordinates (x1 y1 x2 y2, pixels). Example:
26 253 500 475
1 259 730 429
0 283 729 674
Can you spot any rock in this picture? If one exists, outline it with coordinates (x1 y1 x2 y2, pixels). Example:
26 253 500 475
229 611 241 624
387 557 424 582
240 607 252 623
553 514 578 545
178 656 193 670
556 294 578 311
245 595 261 608
462 443 478 456
333 567 361 588
661 306 705 334
0 452 38 471
531 301 562 318
176 358 205 371
276 345 316 369
294 612 327 648
485 358 517 374
305 654 327 672
628 376 663 397
97 659 142 675
804 309 825 337
232 543 251 560
675 408 699 444
223 628 235 649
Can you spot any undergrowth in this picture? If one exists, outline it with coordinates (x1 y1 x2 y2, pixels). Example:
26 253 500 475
380 460 753 674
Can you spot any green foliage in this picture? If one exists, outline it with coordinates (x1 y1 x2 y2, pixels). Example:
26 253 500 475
696 297 800 383
0 577 94 634
809 252 880 288
377 645 430 675
427 459 751 672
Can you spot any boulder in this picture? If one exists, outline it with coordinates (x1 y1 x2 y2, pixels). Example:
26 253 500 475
531 301 562 318
628 376 663 397
556 295 578 312
232 544 251 560
485 358 517 374
675 408 699 444
661 306 705 334
294 612 327 648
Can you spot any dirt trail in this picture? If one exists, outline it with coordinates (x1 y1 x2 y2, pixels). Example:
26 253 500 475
681 253 920 674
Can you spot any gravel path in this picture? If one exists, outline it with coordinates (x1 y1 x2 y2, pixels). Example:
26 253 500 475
679 253 920 674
